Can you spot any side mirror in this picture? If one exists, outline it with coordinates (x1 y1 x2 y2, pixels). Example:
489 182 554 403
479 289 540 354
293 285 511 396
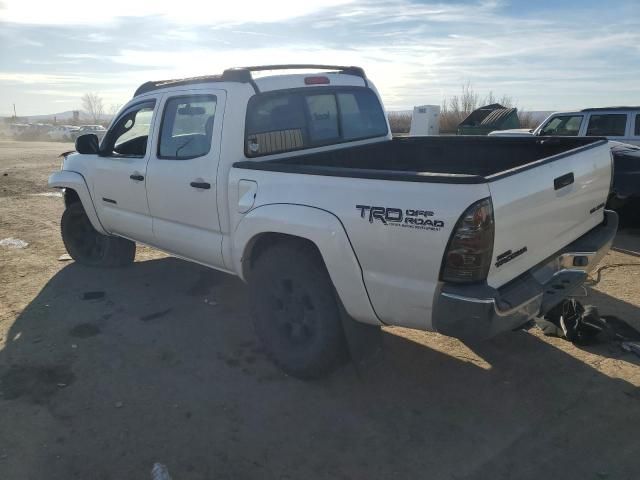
75 133 99 154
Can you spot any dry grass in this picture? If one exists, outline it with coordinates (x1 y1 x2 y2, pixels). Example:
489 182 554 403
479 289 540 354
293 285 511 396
518 111 541 130
388 112 412 134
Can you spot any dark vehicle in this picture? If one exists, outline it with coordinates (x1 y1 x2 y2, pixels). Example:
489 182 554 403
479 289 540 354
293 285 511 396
457 103 520 136
609 142 640 209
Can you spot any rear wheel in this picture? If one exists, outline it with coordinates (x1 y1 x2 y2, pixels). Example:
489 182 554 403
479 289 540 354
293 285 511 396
248 241 348 379
61 202 135 267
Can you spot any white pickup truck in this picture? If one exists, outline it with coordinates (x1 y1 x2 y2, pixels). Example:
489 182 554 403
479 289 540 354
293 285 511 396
49 65 618 378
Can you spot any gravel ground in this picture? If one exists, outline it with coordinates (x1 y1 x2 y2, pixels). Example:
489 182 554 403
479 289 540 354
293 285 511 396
0 140 639 480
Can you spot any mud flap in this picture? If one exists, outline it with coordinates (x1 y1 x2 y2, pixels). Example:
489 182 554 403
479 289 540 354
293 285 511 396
337 301 383 372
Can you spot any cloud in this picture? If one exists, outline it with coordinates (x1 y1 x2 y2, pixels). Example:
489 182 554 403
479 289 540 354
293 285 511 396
0 0 352 25
0 0 639 115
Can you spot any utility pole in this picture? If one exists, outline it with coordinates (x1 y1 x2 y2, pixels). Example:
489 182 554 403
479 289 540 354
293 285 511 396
13 103 17 119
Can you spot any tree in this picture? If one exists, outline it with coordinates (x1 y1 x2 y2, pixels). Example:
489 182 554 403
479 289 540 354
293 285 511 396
81 93 104 124
439 81 521 133
108 103 122 117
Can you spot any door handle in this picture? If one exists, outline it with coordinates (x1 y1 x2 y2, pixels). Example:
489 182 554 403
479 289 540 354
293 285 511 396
554 172 574 190
190 181 211 190
130 174 144 181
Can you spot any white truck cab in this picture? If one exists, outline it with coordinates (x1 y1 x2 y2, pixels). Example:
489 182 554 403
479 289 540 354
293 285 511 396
50 65 617 378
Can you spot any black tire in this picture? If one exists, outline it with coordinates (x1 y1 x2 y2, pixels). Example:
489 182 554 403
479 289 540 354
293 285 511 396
248 241 348 379
61 202 135 267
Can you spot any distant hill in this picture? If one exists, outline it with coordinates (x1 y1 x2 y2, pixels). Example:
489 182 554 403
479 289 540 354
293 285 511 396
1 111 115 124
27 110 82 121
29 111 115 122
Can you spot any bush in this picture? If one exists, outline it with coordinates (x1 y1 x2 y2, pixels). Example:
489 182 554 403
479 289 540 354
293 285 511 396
388 112 412 135
518 111 540 130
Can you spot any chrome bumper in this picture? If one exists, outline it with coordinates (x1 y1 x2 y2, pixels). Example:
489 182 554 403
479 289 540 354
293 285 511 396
432 210 618 342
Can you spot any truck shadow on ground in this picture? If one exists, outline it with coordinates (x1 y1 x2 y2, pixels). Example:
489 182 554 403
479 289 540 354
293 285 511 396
1 257 640 480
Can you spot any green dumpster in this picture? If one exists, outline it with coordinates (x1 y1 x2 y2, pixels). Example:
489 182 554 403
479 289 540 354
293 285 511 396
457 103 520 135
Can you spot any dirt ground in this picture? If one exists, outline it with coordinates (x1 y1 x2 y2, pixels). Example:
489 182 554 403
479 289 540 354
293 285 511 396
1 140 639 480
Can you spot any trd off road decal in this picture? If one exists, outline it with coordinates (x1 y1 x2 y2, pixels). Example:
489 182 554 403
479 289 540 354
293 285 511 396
356 205 445 232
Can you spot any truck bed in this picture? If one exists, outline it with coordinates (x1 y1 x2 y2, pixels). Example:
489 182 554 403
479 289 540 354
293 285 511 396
234 136 606 183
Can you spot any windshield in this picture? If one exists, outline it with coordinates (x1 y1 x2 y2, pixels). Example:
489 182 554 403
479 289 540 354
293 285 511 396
539 115 584 136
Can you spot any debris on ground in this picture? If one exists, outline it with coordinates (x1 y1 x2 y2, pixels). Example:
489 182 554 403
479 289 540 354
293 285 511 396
115 401 124 409
82 291 105 301
151 463 172 480
69 323 101 338
140 308 172 322
0 237 28 249
621 341 640 358
537 299 640 354
537 300 601 345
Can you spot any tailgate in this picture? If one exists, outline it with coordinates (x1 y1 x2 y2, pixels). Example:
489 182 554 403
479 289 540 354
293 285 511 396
486 140 612 288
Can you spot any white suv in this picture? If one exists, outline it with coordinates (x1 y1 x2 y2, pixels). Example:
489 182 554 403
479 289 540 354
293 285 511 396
491 107 640 146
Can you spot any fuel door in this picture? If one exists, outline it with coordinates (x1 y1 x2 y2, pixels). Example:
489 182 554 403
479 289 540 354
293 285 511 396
238 180 258 213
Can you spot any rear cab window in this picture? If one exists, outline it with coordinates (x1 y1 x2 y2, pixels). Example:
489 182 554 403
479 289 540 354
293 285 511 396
539 115 583 136
245 87 388 157
586 114 628 137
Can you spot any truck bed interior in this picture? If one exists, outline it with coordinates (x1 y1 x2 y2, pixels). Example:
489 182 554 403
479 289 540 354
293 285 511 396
234 136 606 183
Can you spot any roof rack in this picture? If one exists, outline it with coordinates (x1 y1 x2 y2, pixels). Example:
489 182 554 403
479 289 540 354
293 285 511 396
231 64 365 77
134 64 366 97
581 106 640 112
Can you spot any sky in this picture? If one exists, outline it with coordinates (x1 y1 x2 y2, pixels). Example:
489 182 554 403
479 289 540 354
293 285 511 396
0 0 638 116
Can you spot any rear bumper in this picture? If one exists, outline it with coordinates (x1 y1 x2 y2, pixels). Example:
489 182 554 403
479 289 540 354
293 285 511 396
432 210 618 342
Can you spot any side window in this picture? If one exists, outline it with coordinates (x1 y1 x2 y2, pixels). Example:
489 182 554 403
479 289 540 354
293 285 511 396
305 94 339 143
539 115 583 136
635 114 640 136
103 101 155 157
338 90 388 140
158 95 217 160
586 114 628 137
246 94 307 156
245 88 388 157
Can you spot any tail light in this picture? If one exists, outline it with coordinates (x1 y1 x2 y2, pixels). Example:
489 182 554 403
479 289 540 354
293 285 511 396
441 198 495 283
304 76 330 85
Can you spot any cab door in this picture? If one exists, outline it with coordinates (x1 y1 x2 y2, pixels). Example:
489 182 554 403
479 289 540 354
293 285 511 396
92 98 158 244
145 90 226 267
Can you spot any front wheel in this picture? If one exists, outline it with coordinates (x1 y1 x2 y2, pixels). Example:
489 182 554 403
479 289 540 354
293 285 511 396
248 241 348 379
61 202 135 267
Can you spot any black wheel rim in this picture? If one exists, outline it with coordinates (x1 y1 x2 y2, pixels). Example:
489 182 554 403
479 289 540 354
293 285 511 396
67 210 106 261
269 278 317 347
